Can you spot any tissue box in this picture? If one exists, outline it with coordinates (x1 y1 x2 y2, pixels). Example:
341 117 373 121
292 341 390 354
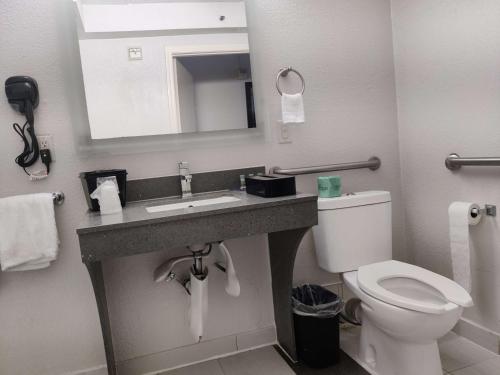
80 169 128 211
245 175 296 198
317 176 341 198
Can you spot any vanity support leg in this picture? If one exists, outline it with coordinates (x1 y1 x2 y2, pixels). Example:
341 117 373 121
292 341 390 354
85 261 117 375
268 227 310 362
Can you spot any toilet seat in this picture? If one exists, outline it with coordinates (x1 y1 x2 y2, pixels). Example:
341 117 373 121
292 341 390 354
357 260 473 314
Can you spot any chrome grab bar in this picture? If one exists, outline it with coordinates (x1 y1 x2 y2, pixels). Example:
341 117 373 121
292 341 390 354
270 156 381 176
445 153 500 171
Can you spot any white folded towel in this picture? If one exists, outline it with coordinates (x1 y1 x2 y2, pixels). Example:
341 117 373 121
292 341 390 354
0 193 59 271
219 242 240 297
189 269 208 342
281 93 305 124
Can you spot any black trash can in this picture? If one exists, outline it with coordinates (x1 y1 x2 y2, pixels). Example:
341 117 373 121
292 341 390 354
292 284 343 368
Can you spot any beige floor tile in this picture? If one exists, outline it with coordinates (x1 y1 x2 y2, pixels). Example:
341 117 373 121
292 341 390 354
218 346 294 375
159 360 224 375
439 332 497 372
451 356 500 375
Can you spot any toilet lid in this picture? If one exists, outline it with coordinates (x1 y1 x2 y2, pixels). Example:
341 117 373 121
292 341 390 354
357 260 473 314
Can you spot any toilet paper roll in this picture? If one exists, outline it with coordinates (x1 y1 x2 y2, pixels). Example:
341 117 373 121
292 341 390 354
448 202 481 293
189 269 208 342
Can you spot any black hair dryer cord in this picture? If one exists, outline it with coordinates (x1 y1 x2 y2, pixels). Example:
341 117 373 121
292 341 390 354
12 101 39 173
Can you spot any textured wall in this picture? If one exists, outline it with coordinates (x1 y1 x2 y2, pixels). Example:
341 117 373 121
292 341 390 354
392 0 500 339
0 1 404 374
79 33 248 138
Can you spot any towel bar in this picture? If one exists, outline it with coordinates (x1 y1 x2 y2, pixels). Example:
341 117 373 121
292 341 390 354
52 191 65 205
276 66 305 96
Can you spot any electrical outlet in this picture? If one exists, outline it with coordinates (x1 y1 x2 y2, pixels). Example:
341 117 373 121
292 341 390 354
277 122 292 144
36 135 55 161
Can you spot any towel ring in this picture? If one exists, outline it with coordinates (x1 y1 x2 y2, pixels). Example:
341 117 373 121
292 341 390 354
276 66 305 96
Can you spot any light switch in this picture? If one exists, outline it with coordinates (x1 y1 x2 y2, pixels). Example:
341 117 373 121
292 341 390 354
277 122 292 144
128 47 142 60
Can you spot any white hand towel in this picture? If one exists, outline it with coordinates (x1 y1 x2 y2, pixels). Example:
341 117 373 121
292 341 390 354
0 193 59 271
281 93 305 124
219 242 240 297
189 269 208 342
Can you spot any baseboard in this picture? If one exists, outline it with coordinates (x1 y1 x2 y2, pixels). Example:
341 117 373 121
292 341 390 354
65 326 276 375
453 318 500 354
116 325 276 375
235 325 277 351
63 365 108 375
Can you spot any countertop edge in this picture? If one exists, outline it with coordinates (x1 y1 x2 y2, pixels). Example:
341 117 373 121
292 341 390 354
76 194 317 235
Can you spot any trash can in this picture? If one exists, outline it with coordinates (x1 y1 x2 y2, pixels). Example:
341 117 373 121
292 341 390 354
292 284 343 368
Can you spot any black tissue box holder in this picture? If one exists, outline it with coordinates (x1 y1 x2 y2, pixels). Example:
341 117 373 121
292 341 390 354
79 169 128 211
245 175 296 198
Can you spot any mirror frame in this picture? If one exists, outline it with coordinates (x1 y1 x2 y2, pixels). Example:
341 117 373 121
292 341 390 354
67 1 268 156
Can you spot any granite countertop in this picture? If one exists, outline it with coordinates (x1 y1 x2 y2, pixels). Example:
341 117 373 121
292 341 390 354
77 190 317 235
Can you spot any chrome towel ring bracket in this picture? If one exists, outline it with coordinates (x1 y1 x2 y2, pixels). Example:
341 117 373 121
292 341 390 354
276 66 305 96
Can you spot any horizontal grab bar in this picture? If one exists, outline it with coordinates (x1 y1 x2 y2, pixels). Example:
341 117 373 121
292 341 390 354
445 153 500 171
270 156 381 176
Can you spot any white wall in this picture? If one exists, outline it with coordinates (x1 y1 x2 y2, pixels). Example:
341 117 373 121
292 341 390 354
79 33 248 139
176 54 251 132
392 0 500 344
194 80 249 132
0 1 405 374
77 1 247 33
176 60 198 133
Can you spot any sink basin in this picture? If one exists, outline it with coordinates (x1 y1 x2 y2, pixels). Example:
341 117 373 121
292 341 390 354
146 195 241 213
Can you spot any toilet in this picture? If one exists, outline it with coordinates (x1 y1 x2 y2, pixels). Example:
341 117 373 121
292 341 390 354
312 191 473 375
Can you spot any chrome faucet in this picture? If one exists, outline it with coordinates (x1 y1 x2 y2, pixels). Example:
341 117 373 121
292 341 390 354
178 161 192 198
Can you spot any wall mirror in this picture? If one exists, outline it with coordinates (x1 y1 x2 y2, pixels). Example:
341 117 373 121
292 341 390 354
74 1 255 140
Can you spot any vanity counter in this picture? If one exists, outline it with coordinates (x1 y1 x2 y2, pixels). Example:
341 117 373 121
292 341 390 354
77 191 316 234
77 191 317 262
76 173 317 375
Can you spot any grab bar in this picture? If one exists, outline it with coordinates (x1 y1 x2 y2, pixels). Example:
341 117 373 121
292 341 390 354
445 153 500 171
270 157 381 176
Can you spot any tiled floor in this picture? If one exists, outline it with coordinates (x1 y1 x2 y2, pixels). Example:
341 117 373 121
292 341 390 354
439 332 500 375
158 345 370 374
277 347 369 375
159 346 294 375
160 331 500 375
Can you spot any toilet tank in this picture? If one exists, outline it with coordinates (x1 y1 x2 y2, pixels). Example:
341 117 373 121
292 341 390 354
312 191 392 273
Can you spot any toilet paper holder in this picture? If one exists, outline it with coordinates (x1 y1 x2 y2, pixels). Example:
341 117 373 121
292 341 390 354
471 204 496 218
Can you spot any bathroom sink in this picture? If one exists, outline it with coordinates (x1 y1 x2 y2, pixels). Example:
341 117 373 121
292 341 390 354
146 195 241 213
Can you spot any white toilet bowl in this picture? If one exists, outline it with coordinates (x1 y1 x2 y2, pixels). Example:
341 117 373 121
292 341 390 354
342 260 472 375
311 191 473 374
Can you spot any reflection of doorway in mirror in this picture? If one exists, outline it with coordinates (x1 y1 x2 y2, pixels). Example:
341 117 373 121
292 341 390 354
245 82 256 129
166 43 256 134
